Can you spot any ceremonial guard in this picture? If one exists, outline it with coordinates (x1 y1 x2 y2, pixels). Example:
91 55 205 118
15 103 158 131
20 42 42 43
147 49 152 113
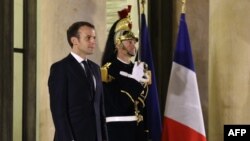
101 5 151 141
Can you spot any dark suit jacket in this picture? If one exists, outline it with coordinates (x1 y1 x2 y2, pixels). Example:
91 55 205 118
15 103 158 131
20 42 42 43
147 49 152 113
48 54 108 141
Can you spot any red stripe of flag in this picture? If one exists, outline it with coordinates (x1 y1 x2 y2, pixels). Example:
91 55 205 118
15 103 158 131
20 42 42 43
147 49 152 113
162 117 206 141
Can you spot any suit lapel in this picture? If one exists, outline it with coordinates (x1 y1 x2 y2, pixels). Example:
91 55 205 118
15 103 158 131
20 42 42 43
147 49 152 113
66 54 87 82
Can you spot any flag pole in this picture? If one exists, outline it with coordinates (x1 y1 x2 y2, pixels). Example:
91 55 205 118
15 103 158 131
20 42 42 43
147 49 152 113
136 0 146 61
181 0 186 13
141 0 145 14
136 0 142 61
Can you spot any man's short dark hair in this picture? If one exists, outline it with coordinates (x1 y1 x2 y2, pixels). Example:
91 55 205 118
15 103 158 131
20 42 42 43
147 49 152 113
67 21 95 47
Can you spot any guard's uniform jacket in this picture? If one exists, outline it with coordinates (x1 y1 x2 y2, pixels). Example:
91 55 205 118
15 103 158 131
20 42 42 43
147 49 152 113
101 58 149 141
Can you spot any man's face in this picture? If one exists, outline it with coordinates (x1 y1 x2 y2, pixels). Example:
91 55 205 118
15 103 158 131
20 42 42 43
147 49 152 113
73 26 96 56
121 39 137 57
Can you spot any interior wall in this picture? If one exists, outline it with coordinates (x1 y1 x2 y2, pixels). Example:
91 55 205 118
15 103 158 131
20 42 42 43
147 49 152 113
37 0 106 140
209 0 250 141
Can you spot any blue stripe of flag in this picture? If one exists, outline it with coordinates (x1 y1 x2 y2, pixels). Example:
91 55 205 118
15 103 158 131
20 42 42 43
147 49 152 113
174 14 195 72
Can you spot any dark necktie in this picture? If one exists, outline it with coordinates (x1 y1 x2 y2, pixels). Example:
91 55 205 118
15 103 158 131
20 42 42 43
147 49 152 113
82 61 95 94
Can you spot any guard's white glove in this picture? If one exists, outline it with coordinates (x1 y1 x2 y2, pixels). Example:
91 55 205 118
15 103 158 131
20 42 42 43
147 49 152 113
120 61 149 83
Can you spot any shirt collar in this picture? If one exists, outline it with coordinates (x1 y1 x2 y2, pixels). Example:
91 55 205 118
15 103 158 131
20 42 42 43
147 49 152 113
71 52 87 63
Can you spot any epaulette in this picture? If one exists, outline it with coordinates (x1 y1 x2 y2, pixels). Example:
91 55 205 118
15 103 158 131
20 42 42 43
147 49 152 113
100 62 112 82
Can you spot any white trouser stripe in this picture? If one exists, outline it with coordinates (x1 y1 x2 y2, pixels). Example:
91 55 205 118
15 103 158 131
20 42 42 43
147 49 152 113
106 116 137 123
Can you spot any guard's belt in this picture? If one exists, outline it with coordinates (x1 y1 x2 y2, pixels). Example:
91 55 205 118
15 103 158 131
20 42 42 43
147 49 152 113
106 116 137 123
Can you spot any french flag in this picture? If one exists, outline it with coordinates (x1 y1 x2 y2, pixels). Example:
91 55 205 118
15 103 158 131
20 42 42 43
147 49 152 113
140 13 162 141
161 13 207 141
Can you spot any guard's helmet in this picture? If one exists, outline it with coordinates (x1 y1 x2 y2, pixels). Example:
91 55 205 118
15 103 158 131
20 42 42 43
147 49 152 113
114 9 138 45
101 5 138 65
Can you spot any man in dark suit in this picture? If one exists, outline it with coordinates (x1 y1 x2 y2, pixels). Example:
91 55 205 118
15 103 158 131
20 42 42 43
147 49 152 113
48 21 108 141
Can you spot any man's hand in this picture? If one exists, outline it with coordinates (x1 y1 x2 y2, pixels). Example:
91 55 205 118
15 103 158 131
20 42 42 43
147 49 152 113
120 61 149 83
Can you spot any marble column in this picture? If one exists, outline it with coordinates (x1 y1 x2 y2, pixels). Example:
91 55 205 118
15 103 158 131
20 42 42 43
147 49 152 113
209 0 250 141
